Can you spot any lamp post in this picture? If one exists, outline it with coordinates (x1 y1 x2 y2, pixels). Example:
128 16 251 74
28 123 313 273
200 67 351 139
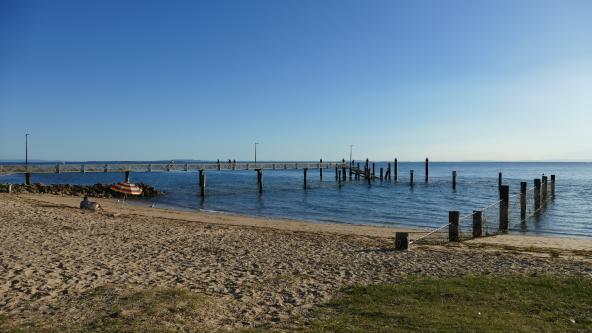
254 142 259 163
25 133 30 167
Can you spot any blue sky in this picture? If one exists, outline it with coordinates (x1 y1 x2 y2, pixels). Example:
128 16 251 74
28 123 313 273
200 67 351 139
1 0 591 161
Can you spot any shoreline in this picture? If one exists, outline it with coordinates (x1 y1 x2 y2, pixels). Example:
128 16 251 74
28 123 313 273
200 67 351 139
10 193 592 251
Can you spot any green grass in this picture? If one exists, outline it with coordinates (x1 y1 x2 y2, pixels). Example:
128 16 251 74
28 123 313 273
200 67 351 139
2 276 591 332
307 275 592 333
0 287 220 333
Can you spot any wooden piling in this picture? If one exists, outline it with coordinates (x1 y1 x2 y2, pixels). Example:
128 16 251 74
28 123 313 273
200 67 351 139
349 160 353 180
257 169 263 193
499 185 509 232
356 162 360 180
520 181 527 222
542 175 548 204
534 178 541 212
335 166 338 180
425 158 429 182
472 210 482 237
319 159 323 180
394 232 409 251
387 162 391 180
338 169 342 184
550 175 555 197
304 168 308 189
25 172 31 185
379 167 384 180
409 170 414 186
125 171 130 182
394 158 398 181
498 172 502 187
452 171 457 190
217 159 220 171
366 168 371 185
372 162 376 179
449 211 460 242
199 170 206 197
342 159 347 182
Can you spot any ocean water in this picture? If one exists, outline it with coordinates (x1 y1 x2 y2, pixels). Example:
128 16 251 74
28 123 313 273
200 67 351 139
1 162 591 239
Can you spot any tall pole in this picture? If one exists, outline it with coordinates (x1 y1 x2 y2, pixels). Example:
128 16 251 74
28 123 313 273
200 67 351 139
254 142 259 163
25 133 29 166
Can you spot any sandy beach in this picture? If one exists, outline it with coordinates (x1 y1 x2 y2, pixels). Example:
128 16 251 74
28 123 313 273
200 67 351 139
1 193 591 331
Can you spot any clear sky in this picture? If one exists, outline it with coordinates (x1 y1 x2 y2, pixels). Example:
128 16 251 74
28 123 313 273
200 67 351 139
1 0 591 162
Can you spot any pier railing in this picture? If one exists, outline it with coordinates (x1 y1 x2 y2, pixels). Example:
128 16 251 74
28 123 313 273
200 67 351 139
0 161 348 175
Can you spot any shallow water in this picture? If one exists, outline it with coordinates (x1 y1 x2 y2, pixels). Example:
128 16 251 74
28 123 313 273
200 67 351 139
2 162 591 238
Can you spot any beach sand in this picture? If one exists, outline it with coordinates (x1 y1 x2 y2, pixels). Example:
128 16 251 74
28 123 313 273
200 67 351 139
1 193 591 331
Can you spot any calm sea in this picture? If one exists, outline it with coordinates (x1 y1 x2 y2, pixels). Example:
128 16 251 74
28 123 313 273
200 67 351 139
2 162 591 239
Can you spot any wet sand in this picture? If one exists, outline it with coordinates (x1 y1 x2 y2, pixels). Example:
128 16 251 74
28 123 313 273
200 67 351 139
1 193 591 330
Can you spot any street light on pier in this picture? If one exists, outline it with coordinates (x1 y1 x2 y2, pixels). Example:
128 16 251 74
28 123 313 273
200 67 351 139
25 133 30 168
254 142 259 163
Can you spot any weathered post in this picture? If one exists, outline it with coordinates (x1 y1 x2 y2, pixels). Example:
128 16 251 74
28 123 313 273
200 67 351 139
550 175 555 197
534 178 541 212
394 158 398 181
199 170 206 197
394 232 409 251
380 167 384 180
338 169 342 184
372 162 376 179
452 171 457 190
425 158 429 182
217 159 220 171
409 170 414 186
257 169 263 194
499 185 509 232
304 168 308 189
349 160 353 180
125 171 130 182
342 159 347 182
319 159 323 180
335 166 338 180
449 211 460 242
472 210 482 237
520 181 527 222
366 168 371 185
357 162 360 180
387 162 391 181
542 175 548 205
498 172 503 187
25 172 31 185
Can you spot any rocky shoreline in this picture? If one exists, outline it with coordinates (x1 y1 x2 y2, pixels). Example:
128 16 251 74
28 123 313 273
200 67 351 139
0 183 160 197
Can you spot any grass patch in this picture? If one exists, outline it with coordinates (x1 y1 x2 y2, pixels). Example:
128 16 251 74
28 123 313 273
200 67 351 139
308 275 592 332
0 286 221 333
